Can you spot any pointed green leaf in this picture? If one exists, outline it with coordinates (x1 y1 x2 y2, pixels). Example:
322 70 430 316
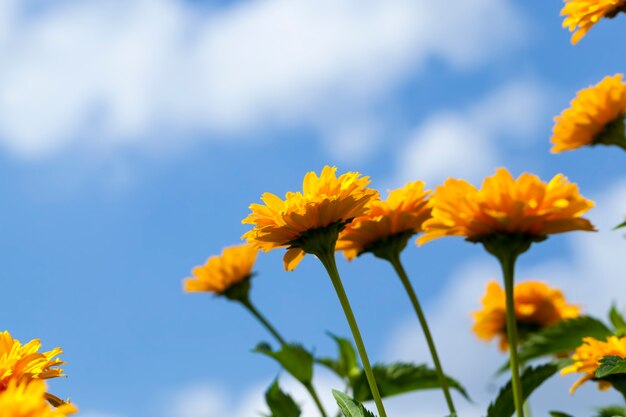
613 220 626 231
332 390 377 417
595 405 626 417
317 333 360 381
596 356 626 379
610 306 626 337
351 362 470 403
595 356 626 400
550 412 574 417
265 379 301 417
255 342 314 385
499 316 612 372
487 363 559 417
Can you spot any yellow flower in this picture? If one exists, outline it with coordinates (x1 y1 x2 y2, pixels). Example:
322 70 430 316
0 380 76 417
336 181 431 260
473 281 580 351
183 244 258 294
0 331 64 391
419 168 595 246
242 166 379 271
551 74 626 153
562 336 626 393
561 0 626 44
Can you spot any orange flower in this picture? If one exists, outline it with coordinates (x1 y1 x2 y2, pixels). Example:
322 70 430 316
561 0 626 44
0 331 64 392
473 281 580 351
336 181 431 260
183 244 257 294
242 166 378 270
0 380 76 416
419 168 595 246
551 74 626 153
562 336 626 393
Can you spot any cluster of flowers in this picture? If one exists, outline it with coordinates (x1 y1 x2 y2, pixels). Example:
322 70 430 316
184 8 626 415
0 331 76 416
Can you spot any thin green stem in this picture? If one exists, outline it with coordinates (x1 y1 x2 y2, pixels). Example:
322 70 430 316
240 299 288 346
317 251 388 417
305 383 328 417
499 252 525 417
523 400 531 417
388 254 456 415
241 299 329 417
521 365 532 417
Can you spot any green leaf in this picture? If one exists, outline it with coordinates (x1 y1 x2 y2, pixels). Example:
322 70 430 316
550 412 574 417
317 333 360 381
595 405 626 417
610 306 626 337
613 220 626 231
264 379 301 417
332 390 377 417
351 362 470 403
255 342 314 385
596 356 626 379
501 316 612 372
487 363 559 417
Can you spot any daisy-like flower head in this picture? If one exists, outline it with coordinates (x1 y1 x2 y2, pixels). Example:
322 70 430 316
552 74 626 153
473 280 580 351
561 0 626 44
561 336 626 394
419 168 595 254
0 380 76 417
0 331 65 392
242 166 379 271
336 181 431 260
183 244 258 298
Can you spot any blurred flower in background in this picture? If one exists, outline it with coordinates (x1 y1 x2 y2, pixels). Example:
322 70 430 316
473 280 580 350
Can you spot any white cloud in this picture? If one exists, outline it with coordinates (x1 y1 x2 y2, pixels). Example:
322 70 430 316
396 79 551 187
0 0 526 159
165 370 343 417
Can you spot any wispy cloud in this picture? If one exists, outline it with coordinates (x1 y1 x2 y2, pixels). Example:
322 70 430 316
395 79 551 187
0 0 526 159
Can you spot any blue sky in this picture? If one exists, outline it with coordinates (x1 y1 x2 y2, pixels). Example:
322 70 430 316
1 0 625 416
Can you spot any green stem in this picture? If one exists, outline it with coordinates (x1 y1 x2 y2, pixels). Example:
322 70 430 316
241 299 329 417
523 400 531 417
305 383 328 417
240 299 288 346
499 252 525 417
521 365 532 417
317 251 388 417
388 254 456 415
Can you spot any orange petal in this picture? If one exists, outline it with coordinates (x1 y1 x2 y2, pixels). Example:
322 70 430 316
283 248 305 271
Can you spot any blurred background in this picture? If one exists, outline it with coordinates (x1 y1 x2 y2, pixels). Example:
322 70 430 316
1 0 625 416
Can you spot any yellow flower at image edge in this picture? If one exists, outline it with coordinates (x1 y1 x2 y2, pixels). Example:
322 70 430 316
183 244 257 294
0 331 65 391
551 74 626 153
473 281 580 351
0 380 76 417
562 0 626 44
562 336 626 393
242 166 379 270
336 181 431 260
418 167 595 247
